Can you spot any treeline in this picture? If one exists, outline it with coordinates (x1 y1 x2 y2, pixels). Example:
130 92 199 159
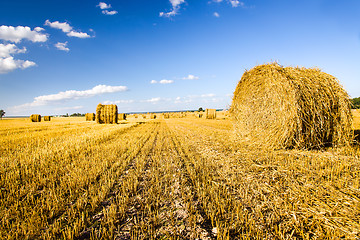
61 113 85 117
351 97 360 109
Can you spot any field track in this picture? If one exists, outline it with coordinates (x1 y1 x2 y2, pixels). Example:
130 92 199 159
1 118 360 239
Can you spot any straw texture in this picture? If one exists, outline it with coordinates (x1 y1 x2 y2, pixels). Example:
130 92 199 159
231 63 352 149
205 109 217 119
96 104 118 124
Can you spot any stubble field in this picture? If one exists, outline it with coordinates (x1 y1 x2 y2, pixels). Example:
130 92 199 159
1 116 360 239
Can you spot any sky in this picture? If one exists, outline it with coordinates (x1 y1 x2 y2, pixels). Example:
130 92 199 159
0 0 360 116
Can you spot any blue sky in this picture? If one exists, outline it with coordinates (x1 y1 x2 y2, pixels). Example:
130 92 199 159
0 0 359 116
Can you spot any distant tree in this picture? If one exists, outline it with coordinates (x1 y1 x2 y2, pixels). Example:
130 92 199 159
198 107 204 112
351 97 360 109
0 110 5 119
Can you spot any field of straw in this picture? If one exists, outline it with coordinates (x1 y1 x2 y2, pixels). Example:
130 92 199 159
1 113 360 239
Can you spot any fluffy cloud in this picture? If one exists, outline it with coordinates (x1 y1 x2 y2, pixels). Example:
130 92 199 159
214 12 220 17
211 0 245 7
0 25 48 43
159 79 174 84
44 20 91 38
229 0 244 7
145 97 161 103
160 0 185 17
103 100 135 104
10 85 128 111
0 43 35 74
0 57 36 74
102 10 118 15
182 74 199 80
55 42 69 52
97 2 118 15
67 31 90 38
0 43 26 58
44 20 72 32
97 2 111 9
151 79 174 84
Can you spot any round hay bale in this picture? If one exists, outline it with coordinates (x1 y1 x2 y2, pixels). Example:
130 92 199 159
96 104 118 124
85 113 95 121
118 113 126 120
231 63 352 149
44 116 51 121
30 114 41 122
205 109 216 119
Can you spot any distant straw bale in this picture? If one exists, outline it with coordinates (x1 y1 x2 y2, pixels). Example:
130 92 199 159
96 104 118 124
205 109 217 119
44 116 51 121
150 114 156 119
118 113 126 120
195 112 203 118
231 63 352 149
85 113 95 121
30 114 41 122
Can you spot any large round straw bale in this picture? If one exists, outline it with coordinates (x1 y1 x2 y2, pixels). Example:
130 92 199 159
30 114 41 122
96 104 118 124
44 116 51 121
231 63 352 149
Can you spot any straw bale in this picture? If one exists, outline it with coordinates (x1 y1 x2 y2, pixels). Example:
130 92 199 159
150 114 156 119
44 116 51 121
30 114 41 122
231 63 352 149
85 113 95 121
96 104 118 124
118 113 127 120
205 109 217 119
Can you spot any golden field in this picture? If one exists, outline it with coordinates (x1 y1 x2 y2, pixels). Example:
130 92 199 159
1 114 360 239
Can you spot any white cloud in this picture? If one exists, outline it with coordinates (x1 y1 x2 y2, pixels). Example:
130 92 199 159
44 20 72 33
151 79 174 84
102 10 118 15
214 12 220 17
55 42 69 52
211 0 245 7
66 31 91 38
103 100 135 104
182 74 199 80
97 2 111 9
159 79 174 84
0 25 48 43
0 43 26 58
145 97 161 103
34 27 45 32
201 93 216 98
160 0 185 18
229 0 244 7
10 85 128 111
0 43 36 74
44 20 91 38
0 57 36 74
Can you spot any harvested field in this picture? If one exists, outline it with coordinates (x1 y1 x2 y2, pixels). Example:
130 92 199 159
1 117 360 239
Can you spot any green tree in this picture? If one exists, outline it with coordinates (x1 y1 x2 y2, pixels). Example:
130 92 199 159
0 110 5 119
351 97 360 109
198 107 204 112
